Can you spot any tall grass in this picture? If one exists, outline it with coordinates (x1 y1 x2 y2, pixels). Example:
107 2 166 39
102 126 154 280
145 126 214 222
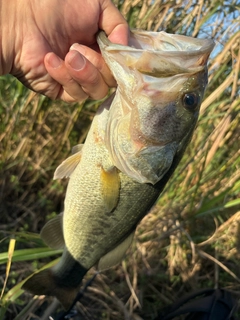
0 0 239 319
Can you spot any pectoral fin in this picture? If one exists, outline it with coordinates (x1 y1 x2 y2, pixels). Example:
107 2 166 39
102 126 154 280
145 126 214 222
100 166 120 213
98 231 135 271
40 213 65 249
53 151 82 180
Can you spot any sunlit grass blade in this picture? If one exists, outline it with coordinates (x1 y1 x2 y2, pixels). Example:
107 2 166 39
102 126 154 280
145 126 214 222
0 237 16 299
0 247 62 265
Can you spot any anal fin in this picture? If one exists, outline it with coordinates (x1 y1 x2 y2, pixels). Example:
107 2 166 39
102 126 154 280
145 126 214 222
98 231 135 271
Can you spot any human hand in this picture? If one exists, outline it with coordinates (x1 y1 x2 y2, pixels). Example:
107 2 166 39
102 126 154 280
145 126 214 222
0 0 128 102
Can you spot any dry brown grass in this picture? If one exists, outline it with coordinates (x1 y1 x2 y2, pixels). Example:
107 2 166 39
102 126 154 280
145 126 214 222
0 0 239 319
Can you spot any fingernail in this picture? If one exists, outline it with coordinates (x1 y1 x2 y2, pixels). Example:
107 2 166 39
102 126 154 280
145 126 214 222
69 51 86 71
70 43 86 55
70 43 80 50
47 54 62 68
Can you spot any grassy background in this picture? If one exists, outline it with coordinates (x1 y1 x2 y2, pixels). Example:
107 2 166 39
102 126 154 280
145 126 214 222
0 0 239 319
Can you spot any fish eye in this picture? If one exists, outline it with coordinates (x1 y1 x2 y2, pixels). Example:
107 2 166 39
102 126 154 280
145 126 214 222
182 92 199 111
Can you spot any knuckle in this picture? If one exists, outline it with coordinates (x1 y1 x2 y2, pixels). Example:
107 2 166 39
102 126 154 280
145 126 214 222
85 84 108 100
85 71 101 87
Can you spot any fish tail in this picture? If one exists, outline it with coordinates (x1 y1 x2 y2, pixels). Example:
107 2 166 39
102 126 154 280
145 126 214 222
22 268 81 310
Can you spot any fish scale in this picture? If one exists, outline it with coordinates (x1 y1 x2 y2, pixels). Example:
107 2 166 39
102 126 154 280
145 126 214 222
22 30 215 309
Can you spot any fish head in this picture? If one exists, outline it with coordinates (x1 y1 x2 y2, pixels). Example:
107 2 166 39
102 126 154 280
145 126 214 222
98 31 215 184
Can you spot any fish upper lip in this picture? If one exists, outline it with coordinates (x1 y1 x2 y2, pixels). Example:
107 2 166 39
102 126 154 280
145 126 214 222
98 30 215 55
97 30 215 71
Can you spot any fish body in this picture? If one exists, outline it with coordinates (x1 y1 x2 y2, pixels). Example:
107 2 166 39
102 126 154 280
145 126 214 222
23 30 214 309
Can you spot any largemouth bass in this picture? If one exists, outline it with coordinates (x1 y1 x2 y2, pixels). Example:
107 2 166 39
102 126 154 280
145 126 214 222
22 30 214 309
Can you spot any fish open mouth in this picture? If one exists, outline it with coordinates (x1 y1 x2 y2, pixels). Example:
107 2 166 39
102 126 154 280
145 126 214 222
97 30 215 185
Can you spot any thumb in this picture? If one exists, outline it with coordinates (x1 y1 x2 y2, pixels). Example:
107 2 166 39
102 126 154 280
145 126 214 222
99 0 129 45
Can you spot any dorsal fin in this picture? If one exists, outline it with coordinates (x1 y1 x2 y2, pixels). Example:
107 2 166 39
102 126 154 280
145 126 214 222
53 151 82 180
72 144 83 154
40 213 65 249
